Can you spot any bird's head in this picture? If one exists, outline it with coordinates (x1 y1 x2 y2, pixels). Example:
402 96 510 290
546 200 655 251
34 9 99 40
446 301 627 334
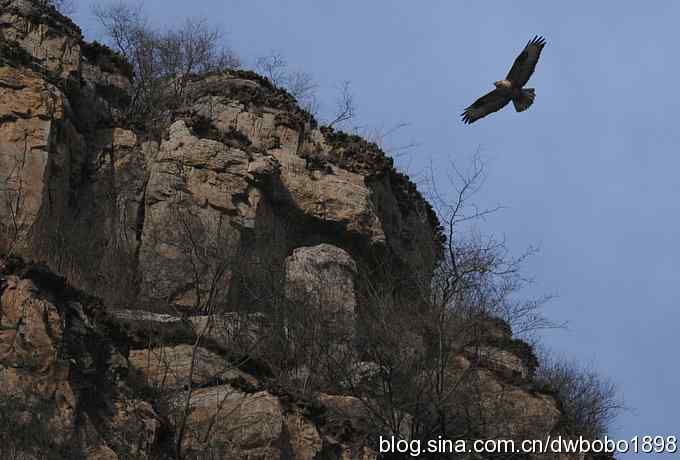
494 79 511 89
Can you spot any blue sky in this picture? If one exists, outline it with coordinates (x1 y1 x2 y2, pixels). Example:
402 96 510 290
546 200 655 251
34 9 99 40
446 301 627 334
72 1 679 455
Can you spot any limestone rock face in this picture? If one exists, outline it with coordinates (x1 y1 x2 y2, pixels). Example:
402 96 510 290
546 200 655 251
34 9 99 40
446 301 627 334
473 368 561 440
0 65 69 250
0 275 77 440
0 261 161 458
0 0 138 290
0 0 82 78
273 145 385 243
466 345 530 380
138 120 247 306
435 352 560 443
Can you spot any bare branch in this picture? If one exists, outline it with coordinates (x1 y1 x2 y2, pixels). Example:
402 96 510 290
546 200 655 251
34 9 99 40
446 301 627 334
536 352 626 439
254 51 318 116
254 51 287 86
92 1 240 132
328 80 355 128
44 0 76 14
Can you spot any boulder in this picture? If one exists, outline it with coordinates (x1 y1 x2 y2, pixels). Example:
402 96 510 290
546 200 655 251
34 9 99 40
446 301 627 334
129 344 257 391
285 243 357 332
173 385 284 458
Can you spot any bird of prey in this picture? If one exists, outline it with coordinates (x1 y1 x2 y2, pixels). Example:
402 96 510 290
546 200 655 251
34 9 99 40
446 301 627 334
462 36 546 124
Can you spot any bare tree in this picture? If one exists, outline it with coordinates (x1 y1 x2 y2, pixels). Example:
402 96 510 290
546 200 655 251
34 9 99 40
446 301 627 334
40 0 76 15
255 51 318 114
328 80 355 128
535 352 624 441
253 52 361 125
359 122 418 157
92 2 145 59
158 18 240 99
286 70 318 114
305 154 565 450
254 52 288 86
92 1 240 132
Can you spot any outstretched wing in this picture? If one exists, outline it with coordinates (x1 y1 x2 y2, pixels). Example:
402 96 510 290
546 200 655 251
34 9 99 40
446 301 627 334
506 36 546 87
461 89 511 124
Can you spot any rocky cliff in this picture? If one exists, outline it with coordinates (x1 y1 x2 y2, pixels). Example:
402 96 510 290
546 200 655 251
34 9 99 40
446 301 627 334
0 0 441 311
0 2 602 459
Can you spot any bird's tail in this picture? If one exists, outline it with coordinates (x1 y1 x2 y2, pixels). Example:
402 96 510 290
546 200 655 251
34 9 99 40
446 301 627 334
513 88 535 112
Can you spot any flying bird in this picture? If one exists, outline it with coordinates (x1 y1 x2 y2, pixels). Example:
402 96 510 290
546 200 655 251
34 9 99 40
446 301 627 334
462 36 546 124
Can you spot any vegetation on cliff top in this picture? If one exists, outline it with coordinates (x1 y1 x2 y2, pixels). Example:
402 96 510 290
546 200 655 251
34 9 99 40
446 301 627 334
81 40 134 78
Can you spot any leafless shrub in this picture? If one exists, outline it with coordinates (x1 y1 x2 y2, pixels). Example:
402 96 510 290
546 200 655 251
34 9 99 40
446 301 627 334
254 52 287 86
254 52 358 127
310 154 567 447
92 2 145 60
41 0 75 15
158 18 240 98
327 80 355 128
536 352 624 440
427 154 557 335
255 51 318 114
92 1 240 133
356 122 419 161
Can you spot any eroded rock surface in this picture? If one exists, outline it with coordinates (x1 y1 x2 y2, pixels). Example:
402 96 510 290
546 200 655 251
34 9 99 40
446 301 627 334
0 260 161 458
